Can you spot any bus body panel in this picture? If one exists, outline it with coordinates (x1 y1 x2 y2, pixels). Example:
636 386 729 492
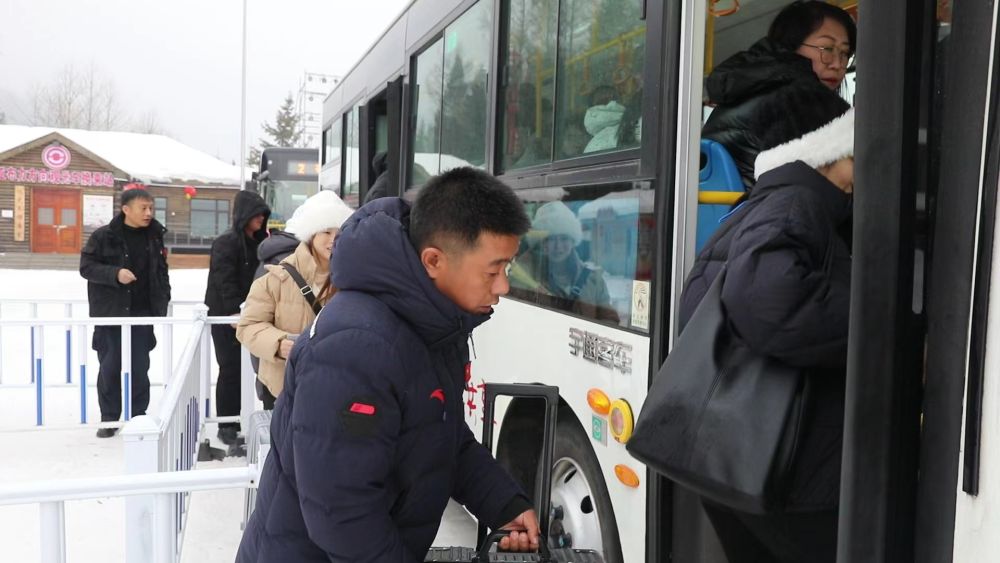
471 298 649 563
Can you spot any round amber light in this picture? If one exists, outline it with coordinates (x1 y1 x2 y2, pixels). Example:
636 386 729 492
608 399 634 444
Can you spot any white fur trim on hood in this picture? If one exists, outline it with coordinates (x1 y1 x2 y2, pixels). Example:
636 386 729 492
754 108 855 180
285 190 355 242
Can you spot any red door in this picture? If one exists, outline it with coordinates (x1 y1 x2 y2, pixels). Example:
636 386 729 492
31 189 81 254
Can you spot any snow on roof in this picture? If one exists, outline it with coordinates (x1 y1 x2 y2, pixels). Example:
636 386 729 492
0 124 242 187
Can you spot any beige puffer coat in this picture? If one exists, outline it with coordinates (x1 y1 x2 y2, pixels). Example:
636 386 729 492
236 242 332 396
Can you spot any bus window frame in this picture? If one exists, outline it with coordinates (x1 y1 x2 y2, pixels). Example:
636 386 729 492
340 93 367 202
491 0 660 179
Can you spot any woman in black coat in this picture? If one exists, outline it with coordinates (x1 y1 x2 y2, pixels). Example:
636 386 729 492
703 1 856 186
680 108 855 563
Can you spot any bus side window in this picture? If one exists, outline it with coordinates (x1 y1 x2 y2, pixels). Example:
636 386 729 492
509 182 654 331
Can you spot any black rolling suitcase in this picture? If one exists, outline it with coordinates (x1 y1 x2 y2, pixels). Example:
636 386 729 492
425 383 604 563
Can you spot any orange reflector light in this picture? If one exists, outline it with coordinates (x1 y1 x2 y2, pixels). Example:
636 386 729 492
587 388 612 416
615 464 640 488
609 399 634 443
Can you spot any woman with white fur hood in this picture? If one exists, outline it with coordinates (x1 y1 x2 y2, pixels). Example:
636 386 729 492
677 106 855 563
236 190 354 407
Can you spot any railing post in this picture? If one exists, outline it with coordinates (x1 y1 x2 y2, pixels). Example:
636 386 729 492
65 303 72 384
195 305 211 419
78 324 88 424
241 346 255 437
163 304 174 387
39 501 67 563
154 493 176 563
30 302 37 383
35 324 44 427
123 415 162 563
122 323 133 421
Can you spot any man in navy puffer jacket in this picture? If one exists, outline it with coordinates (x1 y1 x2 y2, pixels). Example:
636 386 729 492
237 167 538 562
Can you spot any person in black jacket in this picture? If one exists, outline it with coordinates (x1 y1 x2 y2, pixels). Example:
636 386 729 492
79 188 171 438
702 0 856 187
362 151 390 205
237 168 539 562
204 190 270 445
680 107 854 563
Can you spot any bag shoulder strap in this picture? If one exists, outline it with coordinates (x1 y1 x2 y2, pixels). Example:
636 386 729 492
280 263 322 315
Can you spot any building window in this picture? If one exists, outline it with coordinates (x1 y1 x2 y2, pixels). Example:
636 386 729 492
410 0 494 186
190 198 230 238
154 197 167 225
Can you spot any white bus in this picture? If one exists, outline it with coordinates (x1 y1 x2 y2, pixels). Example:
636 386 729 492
321 1 1000 561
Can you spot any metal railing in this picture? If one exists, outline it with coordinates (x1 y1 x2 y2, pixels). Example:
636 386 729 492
0 296 263 562
0 467 253 563
0 298 231 429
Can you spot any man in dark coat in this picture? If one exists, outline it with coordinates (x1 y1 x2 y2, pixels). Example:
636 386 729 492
237 167 539 562
363 150 390 205
680 109 854 563
204 190 270 445
80 188 171 438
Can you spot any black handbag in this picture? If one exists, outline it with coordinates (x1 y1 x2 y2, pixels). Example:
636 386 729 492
626 269 808 514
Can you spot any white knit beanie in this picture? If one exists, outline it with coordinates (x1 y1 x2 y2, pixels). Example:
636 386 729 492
285 190 354 242
754 108 855 180
532 201 583 245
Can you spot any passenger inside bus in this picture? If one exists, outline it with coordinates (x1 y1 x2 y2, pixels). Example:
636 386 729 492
703 0 856 187
511 201 619 322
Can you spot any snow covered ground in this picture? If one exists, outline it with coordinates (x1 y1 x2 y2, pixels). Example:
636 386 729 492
0 267 475 561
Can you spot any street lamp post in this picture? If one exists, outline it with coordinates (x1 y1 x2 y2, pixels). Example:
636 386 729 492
239 0 248 190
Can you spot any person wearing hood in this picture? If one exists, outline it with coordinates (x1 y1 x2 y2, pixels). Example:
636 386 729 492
237 167 540 562
205 190 270 445
513 201 619 322
680 104 854 562
362 151 390 205
80 188 171 438
236 190 354 409
702 0 856 187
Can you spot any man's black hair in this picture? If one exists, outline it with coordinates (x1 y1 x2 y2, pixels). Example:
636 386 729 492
768 1 857 54
409 167 530 252
121 188 154 207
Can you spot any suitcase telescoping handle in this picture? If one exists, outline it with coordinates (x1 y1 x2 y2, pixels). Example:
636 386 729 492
476 383 560 557
473 530 553 563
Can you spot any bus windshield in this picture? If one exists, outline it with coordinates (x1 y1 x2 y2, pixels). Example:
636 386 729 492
261 179 315 228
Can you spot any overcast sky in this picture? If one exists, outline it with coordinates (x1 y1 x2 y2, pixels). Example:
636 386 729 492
1 0 411 165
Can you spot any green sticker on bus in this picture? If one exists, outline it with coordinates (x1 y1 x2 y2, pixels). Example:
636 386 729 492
592 414 608 446
445 31 458 53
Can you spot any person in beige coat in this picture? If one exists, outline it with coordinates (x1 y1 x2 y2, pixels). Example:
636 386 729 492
236 190 354 408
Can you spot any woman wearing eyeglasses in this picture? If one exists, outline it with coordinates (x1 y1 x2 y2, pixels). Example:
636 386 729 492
702 1 856 188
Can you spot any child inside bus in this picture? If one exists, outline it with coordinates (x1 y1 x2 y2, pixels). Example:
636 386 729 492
703 0 856 187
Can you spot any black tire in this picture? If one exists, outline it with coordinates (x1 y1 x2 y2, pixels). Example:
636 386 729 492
551 414 624 563
495 403 624 563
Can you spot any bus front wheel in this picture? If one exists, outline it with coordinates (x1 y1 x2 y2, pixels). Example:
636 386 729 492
548 415 624 563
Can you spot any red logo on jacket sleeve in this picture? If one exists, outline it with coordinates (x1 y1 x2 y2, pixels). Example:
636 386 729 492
349 402 376 415
430 389 445 404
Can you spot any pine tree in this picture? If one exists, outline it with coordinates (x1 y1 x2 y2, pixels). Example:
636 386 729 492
262 94 302 148
247 93 303 168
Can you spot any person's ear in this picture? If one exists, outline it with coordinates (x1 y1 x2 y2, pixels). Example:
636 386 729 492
420 246 447 280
